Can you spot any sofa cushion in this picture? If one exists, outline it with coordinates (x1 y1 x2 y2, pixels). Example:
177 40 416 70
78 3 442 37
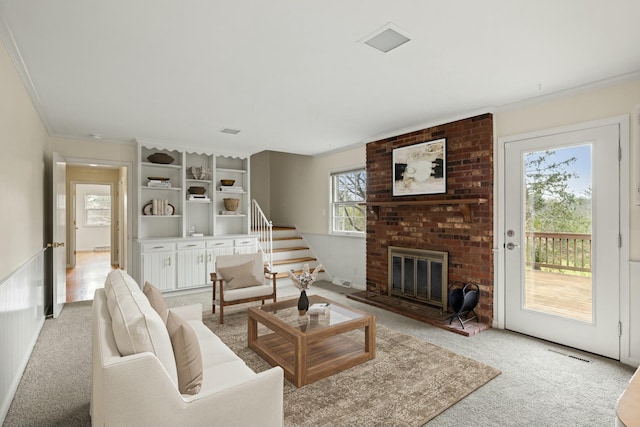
217 260 262 289
104 269 178 386
166 311 204 395
187 320 242 368
143 281 168 324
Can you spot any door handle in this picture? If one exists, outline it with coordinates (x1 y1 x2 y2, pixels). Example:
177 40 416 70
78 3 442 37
506 242 520 250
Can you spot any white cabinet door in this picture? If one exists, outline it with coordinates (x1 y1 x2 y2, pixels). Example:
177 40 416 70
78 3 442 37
142 250 175 291
234 237 257 254
177 248 207 288
206 239 234 278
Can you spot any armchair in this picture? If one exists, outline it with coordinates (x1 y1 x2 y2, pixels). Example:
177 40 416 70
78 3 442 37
210 252 277 324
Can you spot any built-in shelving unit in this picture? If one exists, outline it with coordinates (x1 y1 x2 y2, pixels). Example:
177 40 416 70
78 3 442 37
133 141 256 292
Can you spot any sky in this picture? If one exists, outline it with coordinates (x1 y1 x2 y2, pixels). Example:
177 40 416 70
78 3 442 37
526 144 592 197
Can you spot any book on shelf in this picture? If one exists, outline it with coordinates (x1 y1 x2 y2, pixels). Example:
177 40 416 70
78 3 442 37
219 210 242 215
187 194 210 201
147 180 171 188
219 186 243 192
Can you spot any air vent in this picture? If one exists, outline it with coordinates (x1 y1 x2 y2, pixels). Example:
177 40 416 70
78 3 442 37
547 349 591 363
360 23 411 53
220 128 241 135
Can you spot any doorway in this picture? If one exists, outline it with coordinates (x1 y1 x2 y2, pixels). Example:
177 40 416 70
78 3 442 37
501 122 623 359
64 163 128 302
67 183 117 302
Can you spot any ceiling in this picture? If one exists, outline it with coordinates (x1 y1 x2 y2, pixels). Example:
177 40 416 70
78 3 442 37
1 1 640 156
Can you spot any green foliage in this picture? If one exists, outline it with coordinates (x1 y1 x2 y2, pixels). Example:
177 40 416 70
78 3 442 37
525 150 591 234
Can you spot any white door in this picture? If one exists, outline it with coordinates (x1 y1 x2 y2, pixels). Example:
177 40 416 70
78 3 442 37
504 125 620 359
52 152 67 318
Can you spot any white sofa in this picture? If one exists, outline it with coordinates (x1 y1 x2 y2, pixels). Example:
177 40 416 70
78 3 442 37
91 269 284 427
615 366 639 427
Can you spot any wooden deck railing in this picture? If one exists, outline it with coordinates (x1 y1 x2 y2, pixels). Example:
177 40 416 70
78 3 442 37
525 232 591 273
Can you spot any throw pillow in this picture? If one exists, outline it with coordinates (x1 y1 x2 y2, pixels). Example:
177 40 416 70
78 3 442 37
217 260 263 289
166 311 203 395
143 281 168 324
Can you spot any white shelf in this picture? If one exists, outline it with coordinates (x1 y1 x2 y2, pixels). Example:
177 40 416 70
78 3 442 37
218 214 247 218
142 186 182 191
216 168 247 174
140 215 183 218
141 162 182 169
187 200 212 204
186 179 213 183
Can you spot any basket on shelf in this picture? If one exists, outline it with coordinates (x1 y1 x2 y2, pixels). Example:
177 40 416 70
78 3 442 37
223 198 239 212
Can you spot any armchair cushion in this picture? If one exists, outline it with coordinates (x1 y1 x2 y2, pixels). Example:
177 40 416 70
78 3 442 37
144 281 169 324
217 260 262 289
166 311 203 395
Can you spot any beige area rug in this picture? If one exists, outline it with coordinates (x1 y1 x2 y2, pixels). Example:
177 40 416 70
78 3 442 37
204 310 501 427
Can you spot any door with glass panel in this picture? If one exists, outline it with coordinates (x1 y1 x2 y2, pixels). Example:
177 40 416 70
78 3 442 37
504 125 620 359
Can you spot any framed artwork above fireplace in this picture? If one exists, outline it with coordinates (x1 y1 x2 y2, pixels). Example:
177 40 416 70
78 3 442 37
392 138 446 196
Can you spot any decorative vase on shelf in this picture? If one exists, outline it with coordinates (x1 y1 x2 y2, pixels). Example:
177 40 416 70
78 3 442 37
297 290 309 315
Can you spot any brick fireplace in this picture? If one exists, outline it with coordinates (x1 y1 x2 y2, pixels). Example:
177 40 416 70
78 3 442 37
364 113 494 325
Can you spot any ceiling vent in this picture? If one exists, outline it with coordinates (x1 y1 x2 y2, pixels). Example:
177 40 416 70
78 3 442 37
220 128 241 135
360 23 411 53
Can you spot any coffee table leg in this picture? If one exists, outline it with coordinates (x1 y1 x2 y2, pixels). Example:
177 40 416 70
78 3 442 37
295 335 306 387
365 319 376 359
248 314 257 346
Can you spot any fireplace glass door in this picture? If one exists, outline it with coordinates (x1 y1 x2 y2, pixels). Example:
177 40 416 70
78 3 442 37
389 248 447 308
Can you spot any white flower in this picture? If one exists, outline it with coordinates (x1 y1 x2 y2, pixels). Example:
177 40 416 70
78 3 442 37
288 263 323 290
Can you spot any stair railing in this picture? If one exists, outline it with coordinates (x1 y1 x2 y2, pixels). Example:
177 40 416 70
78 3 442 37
251 199 273 271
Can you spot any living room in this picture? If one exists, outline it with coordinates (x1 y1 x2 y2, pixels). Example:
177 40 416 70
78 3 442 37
1 2 640 426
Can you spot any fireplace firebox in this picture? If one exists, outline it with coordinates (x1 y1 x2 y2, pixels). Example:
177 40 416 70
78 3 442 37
388 247 448 309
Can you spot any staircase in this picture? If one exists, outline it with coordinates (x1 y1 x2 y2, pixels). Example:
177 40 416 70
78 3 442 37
266 226 324 286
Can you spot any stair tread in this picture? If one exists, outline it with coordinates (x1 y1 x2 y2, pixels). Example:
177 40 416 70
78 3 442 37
273 246 308 252
272 256 317 265
269 236 302 241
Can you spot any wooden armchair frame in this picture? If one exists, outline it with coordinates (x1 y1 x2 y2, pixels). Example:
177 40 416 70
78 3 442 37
210 264 277 324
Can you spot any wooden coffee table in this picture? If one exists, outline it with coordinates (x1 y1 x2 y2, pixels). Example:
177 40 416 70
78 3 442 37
247 295 376 387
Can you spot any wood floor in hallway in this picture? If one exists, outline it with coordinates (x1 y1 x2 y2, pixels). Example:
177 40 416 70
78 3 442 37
66 251 117 303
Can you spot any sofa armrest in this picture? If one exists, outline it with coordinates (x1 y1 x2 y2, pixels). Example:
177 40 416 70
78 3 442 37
616 367 640 427
168 303 203 322
97 351 283 427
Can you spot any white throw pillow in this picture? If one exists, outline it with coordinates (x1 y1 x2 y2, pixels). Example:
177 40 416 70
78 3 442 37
105 269 178 386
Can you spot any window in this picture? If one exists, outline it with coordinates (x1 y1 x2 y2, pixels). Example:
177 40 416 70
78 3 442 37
85 193 111 226
331 168 366 234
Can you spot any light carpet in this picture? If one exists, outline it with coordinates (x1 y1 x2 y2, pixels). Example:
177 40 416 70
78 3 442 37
204 309 501 427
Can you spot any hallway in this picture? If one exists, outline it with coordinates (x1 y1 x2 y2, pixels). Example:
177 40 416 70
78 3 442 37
66 251 116 302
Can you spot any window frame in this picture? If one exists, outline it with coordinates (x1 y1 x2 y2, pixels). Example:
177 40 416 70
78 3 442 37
330 168 366 236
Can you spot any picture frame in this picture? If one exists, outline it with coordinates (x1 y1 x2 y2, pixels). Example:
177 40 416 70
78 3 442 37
392 138 446 196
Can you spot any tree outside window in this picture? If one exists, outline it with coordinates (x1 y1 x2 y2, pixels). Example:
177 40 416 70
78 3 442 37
85 194 111 226
331 169 366 234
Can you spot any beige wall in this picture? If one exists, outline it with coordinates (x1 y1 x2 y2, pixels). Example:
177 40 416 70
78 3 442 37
250 150 272 217
495 77 640 258
0 39 50 280
50 136 135 163
268 146 366 233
